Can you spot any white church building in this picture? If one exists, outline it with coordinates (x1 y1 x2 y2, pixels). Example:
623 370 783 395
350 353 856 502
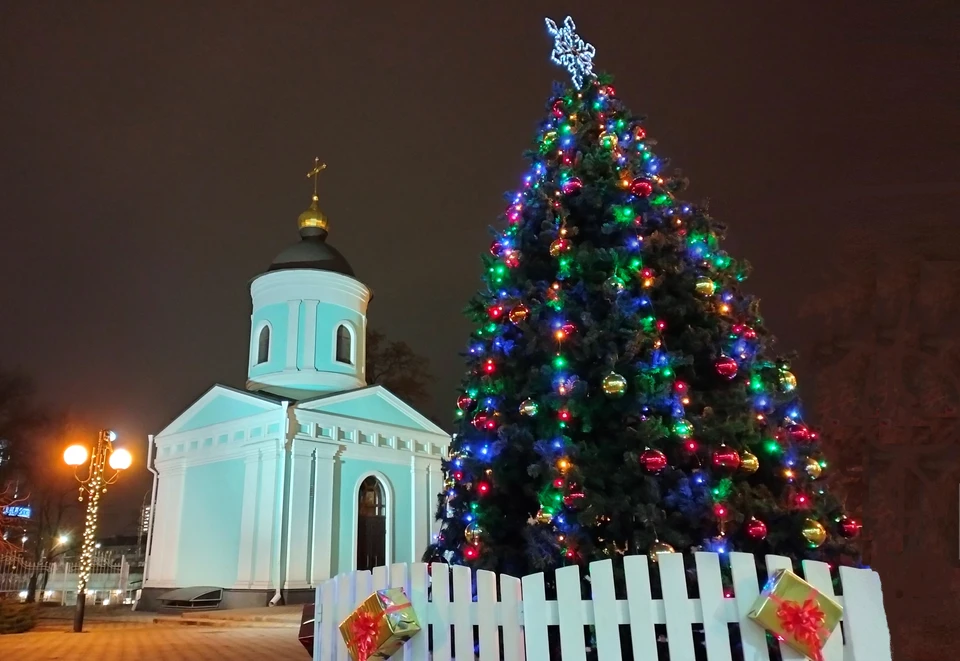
139 171 450 609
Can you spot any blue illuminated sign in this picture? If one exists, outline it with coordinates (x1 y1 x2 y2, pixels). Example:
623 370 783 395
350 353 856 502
2 506 31 519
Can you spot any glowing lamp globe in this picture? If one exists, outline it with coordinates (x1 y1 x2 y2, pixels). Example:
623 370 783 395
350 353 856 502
64 444 88 467
109 448 133 470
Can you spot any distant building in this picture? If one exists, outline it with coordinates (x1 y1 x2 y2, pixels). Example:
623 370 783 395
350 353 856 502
139 505 151 534
140 171 450 610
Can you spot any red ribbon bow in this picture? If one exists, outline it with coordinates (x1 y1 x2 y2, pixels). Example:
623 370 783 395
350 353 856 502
771 590 829 661
348 603 406 661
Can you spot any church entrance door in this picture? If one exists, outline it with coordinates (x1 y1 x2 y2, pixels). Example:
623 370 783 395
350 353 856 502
356 476 386 571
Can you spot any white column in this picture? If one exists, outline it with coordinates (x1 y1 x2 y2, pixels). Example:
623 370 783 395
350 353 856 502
251 446 282 589
145 461 186 587
284 443 315 588
427 459 441 540
285 300 300 370
412 456 433 562
302 300 318 369
233 450 263 589
310 443 340 584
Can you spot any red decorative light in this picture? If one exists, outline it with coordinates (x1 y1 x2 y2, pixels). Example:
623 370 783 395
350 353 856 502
631 179 653 197
656 320 667 331
565 548 576 558
453 471 464 481
488 305 504 319
838 515 861 539
674 381 688 394
712 445 741 471
558 409 571 422
640 448 668 473
714 504 727 518
732 324 745 335
477 481 490 495
483 359 495 374
745 518 768 540
641 267 655 279
715 355 739 379
685 440 698 453
553 478 564 488
464 545 479 560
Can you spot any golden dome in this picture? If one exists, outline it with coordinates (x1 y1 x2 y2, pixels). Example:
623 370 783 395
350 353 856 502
298 194 328 233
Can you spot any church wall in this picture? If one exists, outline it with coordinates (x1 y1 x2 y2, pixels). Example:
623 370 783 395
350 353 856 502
175 459 245 587
313 302 365 377
334 457 413 575
248 302 290 378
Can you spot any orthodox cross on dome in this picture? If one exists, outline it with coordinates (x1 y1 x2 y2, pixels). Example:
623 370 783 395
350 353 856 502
306 157 327 200
544 16 596 89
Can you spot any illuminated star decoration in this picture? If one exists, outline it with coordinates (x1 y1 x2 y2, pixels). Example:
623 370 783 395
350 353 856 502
544 16 596 89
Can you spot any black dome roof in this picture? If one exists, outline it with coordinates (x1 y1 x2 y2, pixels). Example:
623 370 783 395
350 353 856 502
268 234 354 276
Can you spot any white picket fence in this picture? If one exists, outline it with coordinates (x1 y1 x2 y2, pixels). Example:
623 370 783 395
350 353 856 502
312 552 891 661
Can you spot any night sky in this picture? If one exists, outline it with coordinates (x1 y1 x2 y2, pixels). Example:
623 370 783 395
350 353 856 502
0 2 954 531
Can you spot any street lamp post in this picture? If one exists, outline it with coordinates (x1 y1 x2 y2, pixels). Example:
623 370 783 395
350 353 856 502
64 430 132 633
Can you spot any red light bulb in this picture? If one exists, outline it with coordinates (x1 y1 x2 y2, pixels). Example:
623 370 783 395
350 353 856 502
477 481 490 495
483 359 495 374
464 545 479 560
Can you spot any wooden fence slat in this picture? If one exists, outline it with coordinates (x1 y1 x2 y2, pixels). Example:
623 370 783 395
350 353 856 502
729 552 770 661
838 566 892 661
800 560 843 661
372 565 389 592
622 555 659 658
476 569 500 661
588 560 622 661
452 564 474 661
334 570 361 660
499 573 525 661
556 564 587 661
659 552 696 660
520 572 550 659
387 564 412 661
431 564 453 661
406 563 431 660
694 552 732 661
765 555 805 661
317 580 337 661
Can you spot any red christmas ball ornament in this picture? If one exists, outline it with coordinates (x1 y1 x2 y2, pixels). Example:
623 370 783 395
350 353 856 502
561 322 577 336
745 517 768 541
712 445 742 471
488 304 504 320
456 395 474 412
838 515 861 539
471 412 488 430
732 324 745 335
787 423 812 443
714 355 739 380
552 99 565 118
743 327 757 340
631 179 653 197
490 241 504 257
561 177 583 195
634 126 647 141
504 252 520 268
640 448 668 473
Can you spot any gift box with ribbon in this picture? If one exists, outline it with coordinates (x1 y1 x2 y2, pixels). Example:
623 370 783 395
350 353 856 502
748 568 843 661
339 587 421 661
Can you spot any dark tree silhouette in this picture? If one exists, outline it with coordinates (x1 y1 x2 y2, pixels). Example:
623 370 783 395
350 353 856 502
365 329 432 410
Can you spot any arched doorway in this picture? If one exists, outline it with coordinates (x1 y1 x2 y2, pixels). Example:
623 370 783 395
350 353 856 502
356 476 387 570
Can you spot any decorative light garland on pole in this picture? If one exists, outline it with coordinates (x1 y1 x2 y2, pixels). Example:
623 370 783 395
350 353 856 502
64 429 132 633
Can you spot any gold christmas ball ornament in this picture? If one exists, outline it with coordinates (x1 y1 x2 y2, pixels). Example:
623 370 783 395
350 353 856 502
694 276 716 297
536 508 554 524
804 457 823 479
599 131 619 150
464 522 483 544
518 399 539 416
740 451 760 474
549 238 571 257
802 518 827 548
779 370 798 392
648 540 676 563
508 303 530 324
602 372 628 397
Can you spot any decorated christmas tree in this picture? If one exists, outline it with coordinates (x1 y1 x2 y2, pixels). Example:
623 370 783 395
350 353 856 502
424 17 861 578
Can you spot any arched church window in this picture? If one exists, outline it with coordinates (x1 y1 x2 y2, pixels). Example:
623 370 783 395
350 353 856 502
336 324 353 364
357 476 386 570
256 326 270 365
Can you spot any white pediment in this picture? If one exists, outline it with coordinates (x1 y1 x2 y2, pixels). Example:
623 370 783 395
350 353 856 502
295 385 448 438
156 384 284 438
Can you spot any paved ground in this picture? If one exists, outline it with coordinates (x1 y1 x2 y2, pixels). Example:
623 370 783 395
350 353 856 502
0 621 308 661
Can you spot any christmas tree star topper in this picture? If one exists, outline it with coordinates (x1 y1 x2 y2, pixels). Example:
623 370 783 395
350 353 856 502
545 16 596 89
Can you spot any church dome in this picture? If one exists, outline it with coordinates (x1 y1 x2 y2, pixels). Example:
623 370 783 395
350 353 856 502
269 234 354 276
